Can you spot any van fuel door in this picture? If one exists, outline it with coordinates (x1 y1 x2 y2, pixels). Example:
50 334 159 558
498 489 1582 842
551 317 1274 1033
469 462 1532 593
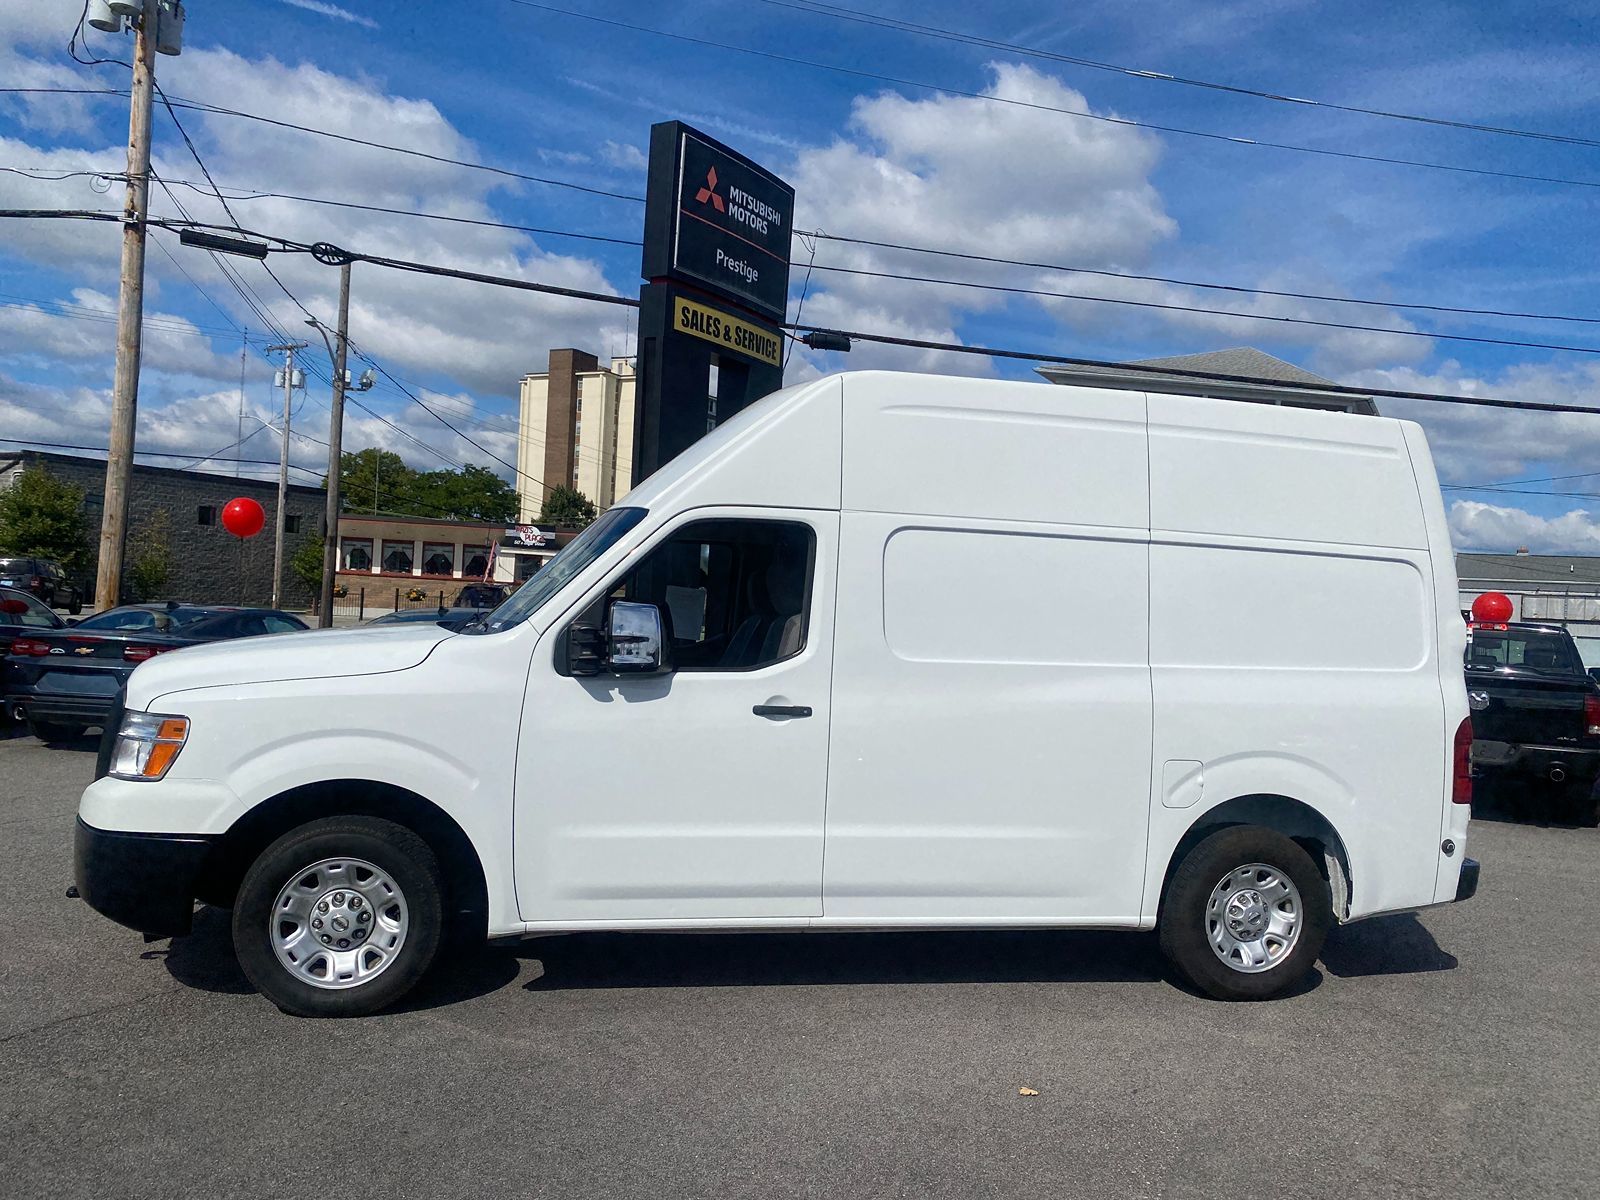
1162 760 1204 810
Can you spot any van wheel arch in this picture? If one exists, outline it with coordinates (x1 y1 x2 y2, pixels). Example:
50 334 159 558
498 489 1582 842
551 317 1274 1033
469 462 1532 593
196 780 489 940
1162 794 1352 923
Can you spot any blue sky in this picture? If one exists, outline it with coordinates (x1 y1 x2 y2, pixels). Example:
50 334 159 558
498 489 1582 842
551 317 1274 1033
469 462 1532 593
3 0 1600 549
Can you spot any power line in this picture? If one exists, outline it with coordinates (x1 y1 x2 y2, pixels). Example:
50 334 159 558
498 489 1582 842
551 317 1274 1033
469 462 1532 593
803 262 1600 356
0 85 645 203
70 173 1600 328
754 0 1600 150
10 207 1600 418
503 1 1600 192
152 177 643 248
799 231 1600 328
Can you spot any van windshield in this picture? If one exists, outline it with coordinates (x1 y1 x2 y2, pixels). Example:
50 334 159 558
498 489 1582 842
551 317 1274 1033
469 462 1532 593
477 506 648 632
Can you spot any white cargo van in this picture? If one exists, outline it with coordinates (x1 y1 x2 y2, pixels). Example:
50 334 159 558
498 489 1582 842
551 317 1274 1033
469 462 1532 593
75 371 1476 1016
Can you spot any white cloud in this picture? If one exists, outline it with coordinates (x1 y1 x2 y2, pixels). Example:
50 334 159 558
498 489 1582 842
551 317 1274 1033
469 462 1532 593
1450 501 1600 554
275 0 379 30
1349 360 1600 486
600 141 647 172
787 63 1173 368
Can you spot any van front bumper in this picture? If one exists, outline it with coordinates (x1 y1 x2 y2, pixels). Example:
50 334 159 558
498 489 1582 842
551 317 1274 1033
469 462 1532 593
74 817 215 937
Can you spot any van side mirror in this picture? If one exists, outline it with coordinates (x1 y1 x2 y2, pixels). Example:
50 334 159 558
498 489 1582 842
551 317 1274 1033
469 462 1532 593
607 601 670 674
564 600 672 677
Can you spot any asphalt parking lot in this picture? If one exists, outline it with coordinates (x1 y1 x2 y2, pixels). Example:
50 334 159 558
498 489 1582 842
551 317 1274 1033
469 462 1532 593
3 729 1597 1200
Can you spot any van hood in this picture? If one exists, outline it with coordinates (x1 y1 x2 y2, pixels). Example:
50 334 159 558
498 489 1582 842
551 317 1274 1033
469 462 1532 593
124 624 454 709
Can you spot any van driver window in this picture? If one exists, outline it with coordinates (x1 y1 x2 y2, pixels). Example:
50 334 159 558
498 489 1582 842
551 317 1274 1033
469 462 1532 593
602 518 815 672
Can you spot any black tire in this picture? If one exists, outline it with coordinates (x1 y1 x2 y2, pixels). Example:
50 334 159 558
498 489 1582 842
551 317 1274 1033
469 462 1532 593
1159 826 1332 1001
232 816 444 1018
29 718 87 742
67 596 83 616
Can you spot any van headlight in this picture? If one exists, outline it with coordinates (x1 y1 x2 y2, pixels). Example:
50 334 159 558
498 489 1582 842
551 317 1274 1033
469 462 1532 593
108 711 190 781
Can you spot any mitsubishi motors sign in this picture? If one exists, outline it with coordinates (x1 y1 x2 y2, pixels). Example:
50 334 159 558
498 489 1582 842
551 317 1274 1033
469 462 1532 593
642 121 795 323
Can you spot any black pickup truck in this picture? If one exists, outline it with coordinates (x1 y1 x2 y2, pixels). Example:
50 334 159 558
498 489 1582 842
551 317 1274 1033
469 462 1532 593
1466 621 1600 824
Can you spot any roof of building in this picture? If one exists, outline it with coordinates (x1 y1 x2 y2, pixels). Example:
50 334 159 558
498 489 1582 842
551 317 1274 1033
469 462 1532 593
1457 552 1600 585
1036 346 1378 415
0 448 324 496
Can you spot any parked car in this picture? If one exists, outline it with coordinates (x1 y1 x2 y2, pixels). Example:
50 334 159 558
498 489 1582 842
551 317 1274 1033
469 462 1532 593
0 556 84 614
73 372 1474 1018
7 604 306 740
454 583 509 609
1465 620 1600 824
367 607 485 630
1 586 68 724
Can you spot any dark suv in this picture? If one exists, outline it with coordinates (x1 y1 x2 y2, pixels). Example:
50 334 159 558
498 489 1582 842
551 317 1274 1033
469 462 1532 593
0 557 83 614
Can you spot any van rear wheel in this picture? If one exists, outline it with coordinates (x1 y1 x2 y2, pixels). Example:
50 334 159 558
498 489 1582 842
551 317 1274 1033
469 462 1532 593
1159 826 1331 1001
232 816 444 1017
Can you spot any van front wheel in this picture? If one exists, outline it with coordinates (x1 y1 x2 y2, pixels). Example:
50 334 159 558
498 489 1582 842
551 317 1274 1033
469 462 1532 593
232 816 444 1017
1159 826 1331 1001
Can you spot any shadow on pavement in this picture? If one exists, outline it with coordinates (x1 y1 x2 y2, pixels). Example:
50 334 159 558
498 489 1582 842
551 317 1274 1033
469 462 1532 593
515 928 1174 992
157 910 1459 1009
158 904 524 1011
1318 912 1457 978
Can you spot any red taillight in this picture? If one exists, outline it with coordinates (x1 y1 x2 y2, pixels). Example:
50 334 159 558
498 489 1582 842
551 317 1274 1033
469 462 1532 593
10 638 50 656
123 644 170 662
1585 693 1600 738
1453 716 1473 805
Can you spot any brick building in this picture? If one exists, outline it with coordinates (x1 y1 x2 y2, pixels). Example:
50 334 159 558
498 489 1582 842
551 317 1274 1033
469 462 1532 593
0 450 325 609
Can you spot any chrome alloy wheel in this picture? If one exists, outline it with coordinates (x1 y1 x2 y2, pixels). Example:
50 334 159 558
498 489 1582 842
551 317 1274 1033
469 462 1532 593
269 857 408 990
1205 863 1303 974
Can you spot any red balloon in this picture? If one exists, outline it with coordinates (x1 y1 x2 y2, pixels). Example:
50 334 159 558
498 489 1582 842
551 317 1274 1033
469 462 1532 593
1471 591 1514 623
221 497 266 539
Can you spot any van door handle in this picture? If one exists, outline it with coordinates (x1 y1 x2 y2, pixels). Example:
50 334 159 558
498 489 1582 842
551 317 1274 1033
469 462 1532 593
753 704 812 719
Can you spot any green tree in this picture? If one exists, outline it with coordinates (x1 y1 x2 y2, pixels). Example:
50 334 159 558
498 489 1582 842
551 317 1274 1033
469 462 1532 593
0 463 89 572
414 463 519 522
126 508 173 602
540 484 597 529
334 449 416 515
290 534 325 605
331 450 520 522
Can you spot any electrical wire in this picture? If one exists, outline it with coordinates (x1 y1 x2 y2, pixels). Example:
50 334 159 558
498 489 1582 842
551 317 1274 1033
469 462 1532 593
802 262 1600 356
8 207 1600 419
503 1 1600 192
132 175 1600 329
754 0 1600 150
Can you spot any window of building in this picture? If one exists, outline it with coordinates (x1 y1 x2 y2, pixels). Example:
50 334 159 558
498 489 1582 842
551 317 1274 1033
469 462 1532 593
381 540 415 573
583 518 814 672
284 514 302 534
421 542 456 576
341 538 373 571
197 505 217 526
462 546 489 576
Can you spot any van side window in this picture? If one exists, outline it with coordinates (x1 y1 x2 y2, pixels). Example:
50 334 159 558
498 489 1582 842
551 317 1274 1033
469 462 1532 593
593 518 815 672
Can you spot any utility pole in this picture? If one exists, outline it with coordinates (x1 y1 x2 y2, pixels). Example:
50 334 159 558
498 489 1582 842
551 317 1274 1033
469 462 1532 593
95 0 161 612
308 261 353 627
266 341 307 608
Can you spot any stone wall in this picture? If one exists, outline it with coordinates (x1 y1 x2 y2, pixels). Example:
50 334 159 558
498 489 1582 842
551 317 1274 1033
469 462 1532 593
0 452 326 610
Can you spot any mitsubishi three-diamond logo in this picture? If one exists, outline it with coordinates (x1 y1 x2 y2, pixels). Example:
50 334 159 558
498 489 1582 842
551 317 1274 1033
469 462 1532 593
694 166 725 213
